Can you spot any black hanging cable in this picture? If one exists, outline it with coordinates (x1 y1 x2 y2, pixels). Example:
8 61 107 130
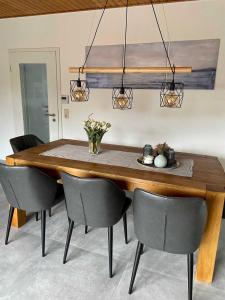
150 1 183 108
121 0 129 90
78 67 81 80
81 0 109 71
71 1 108 102
150 0 174 75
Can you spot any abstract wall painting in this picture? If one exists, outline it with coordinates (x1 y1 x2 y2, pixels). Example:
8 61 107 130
85 39 220 90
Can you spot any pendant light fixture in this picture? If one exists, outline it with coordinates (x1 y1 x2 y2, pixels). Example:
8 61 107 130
70 67 90 102
69 0 189 109
112 0 133 110
150 1 184 108
70 0 109 102
160 65 184 108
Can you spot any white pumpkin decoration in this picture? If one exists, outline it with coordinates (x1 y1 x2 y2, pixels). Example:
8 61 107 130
154 154 167 168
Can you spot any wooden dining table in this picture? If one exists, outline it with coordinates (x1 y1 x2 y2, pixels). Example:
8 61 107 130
5 139 225 284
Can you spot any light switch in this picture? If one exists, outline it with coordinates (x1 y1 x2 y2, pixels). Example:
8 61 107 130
64 109 69 119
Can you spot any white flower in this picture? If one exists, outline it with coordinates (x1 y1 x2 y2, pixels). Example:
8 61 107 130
90 121 96 128
84 116 111 135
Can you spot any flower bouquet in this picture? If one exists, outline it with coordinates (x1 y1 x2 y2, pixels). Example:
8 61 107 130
84 116 111 155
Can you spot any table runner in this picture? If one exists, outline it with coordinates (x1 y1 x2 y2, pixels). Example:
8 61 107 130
40 144 193 177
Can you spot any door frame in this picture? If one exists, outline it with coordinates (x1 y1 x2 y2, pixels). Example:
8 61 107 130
9 47 62 140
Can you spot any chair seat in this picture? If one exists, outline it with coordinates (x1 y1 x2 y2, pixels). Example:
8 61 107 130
0 163 63 257
61 173 132 277
128 188 207 297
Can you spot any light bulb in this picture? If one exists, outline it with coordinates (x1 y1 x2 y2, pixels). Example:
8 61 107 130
164 90 179 107
72 87 86 102
114 92 129 109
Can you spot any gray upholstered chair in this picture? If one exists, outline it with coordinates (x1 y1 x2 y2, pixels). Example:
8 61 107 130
0 164 64 257
61 172 132 278
128 189 207 300
10 134 51 219
10 134 44 153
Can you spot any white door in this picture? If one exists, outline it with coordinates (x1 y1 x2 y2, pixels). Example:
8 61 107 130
9 49 61 142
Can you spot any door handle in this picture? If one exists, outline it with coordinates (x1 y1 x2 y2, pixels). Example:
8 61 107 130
45 113 56 117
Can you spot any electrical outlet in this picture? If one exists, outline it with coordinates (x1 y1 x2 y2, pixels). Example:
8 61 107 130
64 109 69 119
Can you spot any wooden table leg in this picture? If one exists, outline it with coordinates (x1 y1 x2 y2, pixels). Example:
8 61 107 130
195 191 225 283
12 209 26 228
6 156 27 228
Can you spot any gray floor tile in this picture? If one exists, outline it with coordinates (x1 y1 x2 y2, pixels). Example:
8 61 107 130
112 264 188 300
112 262 225 300
0 237 123 300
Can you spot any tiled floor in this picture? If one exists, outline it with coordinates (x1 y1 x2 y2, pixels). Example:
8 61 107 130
0 185 225 300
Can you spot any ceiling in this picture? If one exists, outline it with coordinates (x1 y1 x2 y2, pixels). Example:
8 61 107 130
0 0 196 19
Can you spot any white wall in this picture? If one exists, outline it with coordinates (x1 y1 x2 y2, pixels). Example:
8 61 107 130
0 0 225 167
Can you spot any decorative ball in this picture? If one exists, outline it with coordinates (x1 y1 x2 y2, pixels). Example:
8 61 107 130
154 154 167 168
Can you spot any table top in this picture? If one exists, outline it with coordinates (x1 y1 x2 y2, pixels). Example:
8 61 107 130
6 139 225 194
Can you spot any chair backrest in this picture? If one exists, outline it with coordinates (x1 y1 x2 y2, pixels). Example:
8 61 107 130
10 134 44 153
61 172 126 227
0 164 57 212
133 189 207 254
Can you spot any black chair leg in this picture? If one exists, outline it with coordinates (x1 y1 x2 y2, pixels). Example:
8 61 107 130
108 226 113 278
35 212 39 221
63 220 74 264
5 206 15 245
41 210 46 257
123 213 128 244
48 208 52 217
85 225 88 234
128 241 144 294
188 253 193 300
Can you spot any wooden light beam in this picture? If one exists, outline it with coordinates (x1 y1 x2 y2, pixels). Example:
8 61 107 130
69 66 192 74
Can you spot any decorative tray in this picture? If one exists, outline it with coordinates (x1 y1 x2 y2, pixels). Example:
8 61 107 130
137 157 180 170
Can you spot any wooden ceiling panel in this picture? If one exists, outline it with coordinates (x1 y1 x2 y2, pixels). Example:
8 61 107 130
0 0 196 19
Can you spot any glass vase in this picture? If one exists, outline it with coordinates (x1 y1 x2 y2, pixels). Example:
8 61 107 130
88 137 101 155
